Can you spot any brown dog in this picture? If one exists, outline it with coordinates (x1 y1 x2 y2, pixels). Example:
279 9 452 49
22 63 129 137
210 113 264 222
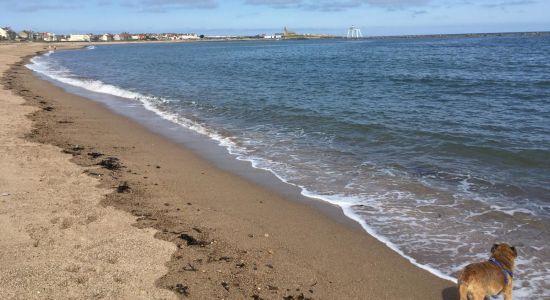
458 243 517 300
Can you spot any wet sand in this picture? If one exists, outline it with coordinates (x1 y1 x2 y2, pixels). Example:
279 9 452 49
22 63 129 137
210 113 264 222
0 42 458 299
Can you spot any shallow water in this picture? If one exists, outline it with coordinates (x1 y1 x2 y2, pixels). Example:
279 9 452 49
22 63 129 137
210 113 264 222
28 37 550 298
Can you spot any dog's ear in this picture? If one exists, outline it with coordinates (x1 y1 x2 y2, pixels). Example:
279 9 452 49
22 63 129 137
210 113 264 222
511 246 518 257
491 244 498 254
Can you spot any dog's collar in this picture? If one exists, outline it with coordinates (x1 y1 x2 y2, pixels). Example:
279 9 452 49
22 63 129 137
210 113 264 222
489 257 514 285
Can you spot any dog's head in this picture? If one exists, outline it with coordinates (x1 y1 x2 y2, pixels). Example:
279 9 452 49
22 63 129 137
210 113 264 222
491 243 518 259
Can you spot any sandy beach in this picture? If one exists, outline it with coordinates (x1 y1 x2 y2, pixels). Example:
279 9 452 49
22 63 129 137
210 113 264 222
0 42 457 299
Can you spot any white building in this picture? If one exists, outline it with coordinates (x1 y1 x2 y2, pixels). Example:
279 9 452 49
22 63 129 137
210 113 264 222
42 32 57 42
100 34 113 42
177 34 199 40
0 27 12 40
263 34 282 39
68 34 91 42
17 31 30 40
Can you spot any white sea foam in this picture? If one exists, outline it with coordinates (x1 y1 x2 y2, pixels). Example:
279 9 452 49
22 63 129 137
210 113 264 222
25 51 460 283
25 51 549 298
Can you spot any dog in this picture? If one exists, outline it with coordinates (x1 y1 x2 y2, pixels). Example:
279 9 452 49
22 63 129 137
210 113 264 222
458 243 517 300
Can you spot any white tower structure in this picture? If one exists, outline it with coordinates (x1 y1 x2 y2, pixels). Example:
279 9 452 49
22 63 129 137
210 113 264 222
347 25 363 39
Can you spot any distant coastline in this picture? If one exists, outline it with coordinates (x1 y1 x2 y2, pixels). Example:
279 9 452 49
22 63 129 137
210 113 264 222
1 30 549 44
365 31 550 39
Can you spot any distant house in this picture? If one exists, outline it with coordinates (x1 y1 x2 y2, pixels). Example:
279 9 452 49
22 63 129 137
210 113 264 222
32 32 44 41
100 33 113 42
264 34 282 39
177 34 199 40
17 31 30 41
68 34 91 42
42 32 58 42
130 34 146 40
113 32 130 41
160 33 176 40
0 27 16 40
147 34 159 40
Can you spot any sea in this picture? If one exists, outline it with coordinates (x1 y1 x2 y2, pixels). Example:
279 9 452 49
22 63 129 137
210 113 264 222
27 36 550 298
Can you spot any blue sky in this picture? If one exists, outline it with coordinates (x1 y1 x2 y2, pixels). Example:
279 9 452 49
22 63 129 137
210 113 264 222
1 0 549 35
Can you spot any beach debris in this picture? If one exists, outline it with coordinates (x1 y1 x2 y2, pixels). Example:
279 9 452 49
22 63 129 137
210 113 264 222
221 281 230 292
264 233 269 238
236 262 246 268
84 170 102 177
87 151 104 159
179 233 209 247
117 181 130 193
265 264 274 269
219 256 233 262
192 227 202 233
62 145 85 155
42 106 54 111
98 157 122 170
1 193 9 197
27 128 39 138
58 120 74 124
69 145 84 151
173 284 189 296
183 263 198 272
268 285 279 291
283 293 311 300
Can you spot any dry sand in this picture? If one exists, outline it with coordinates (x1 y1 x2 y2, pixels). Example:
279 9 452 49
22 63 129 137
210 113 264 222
0 43 176 299
0 42 458 299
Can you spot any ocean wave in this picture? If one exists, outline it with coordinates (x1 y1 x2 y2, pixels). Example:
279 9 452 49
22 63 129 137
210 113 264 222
25 50 460 284
25 50 549 298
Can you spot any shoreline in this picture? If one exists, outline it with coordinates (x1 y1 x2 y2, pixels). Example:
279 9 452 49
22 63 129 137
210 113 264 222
30 44 458 284
3 43 457 299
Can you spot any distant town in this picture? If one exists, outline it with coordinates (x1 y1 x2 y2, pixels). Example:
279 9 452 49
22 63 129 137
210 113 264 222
1 25 549 43
0 26 338 42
